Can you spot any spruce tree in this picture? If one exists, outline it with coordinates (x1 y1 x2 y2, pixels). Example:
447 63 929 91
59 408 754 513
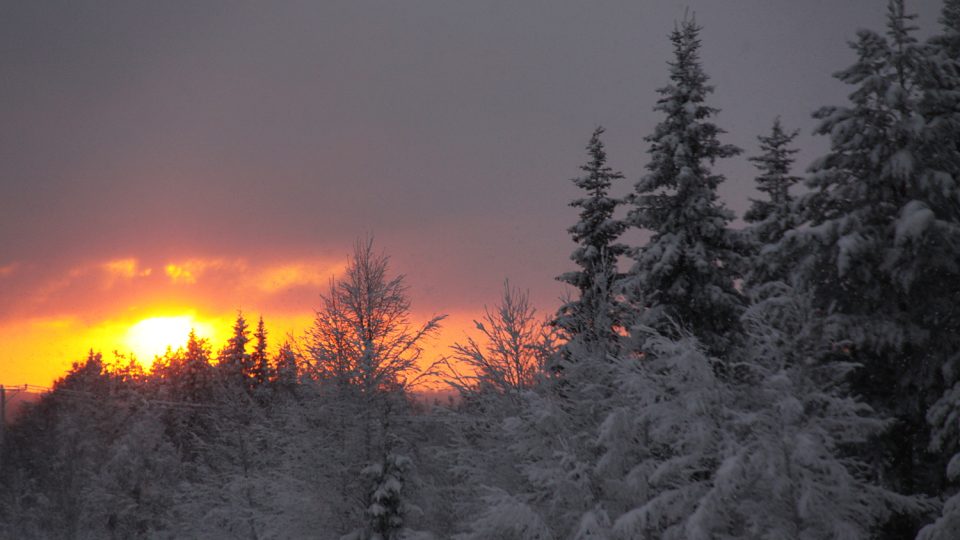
178 330 215 404
250 316 272 391
915 1 960 535
743 118 801 291
626 15 743 355
557 126 628 351
777 3 960 514
218 312 252 392
273 341 299 394
681 288 920 539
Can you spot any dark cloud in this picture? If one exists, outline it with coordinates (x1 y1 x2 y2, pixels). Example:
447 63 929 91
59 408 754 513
0 0 942 320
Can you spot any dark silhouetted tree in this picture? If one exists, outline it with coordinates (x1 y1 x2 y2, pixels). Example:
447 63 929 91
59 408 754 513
626 15 744 355
557 126 628 351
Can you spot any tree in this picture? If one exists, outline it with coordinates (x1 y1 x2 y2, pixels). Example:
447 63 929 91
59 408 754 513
150 330 216 405
446 281 555 399
273 341 300 394
742 118 802 292
917 6 960 533
305 238 444 395
304 238 444 533
219 313 252 391
250 316 272 392
348 452 416 540
609 333 730 540
556 126 628 351
678 287 922 539
776 2 960 516
920 379 960 540
626 15 744 355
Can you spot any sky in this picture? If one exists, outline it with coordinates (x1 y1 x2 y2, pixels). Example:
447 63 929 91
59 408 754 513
0 0 943 386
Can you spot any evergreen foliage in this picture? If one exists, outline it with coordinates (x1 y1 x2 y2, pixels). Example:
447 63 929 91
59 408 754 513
743 118 802 291
775 2 960 515
626 15 744 354
557 126 628 350
251 316 272 391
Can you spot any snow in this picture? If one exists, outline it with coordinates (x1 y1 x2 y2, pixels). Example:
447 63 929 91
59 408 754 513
895 200 935 244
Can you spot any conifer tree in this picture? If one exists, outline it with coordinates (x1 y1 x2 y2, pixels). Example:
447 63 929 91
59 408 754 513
915 1 960 536
777 1 960 510
626 15 744 354
920 380 960 540
557 126 628 351
356 452 414 540
250 316 272 391
678 288 921 539
178 330 215 404
742 118 801 291
219 313 252 390
273 341 299 393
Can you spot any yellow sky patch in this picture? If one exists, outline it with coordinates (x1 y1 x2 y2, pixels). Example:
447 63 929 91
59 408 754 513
101 258 151 280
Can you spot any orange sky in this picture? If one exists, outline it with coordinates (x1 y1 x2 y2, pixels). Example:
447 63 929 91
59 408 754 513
0 254 493 389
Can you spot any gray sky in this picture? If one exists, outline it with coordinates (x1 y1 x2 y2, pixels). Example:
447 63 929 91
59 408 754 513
0 0 944 336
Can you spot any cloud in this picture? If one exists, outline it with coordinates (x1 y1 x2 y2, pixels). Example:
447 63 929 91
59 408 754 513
0 263 18 278
256 260 344 293
101 258 152 279
164 258 247 285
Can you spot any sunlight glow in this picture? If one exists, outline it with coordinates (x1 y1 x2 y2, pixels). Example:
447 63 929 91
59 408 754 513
125 316 196 362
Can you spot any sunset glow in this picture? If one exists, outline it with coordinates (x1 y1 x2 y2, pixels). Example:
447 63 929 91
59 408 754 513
124 316 199 364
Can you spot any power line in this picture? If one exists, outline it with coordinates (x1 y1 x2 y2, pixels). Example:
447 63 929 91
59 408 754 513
0 383 223 410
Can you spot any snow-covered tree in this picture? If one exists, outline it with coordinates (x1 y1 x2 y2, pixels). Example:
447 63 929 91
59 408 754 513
680 287 922 539
273 341 300 394
742 118 802 292
219 312 252 391
626 15 744 355
778 0 960 504
153 330 216 405
920 378 960 540
349 452 418 540
609 333 729 540
85 404 180 538
171 389 276 540
557 126 628 350
304 239 444 534
453 286 621 539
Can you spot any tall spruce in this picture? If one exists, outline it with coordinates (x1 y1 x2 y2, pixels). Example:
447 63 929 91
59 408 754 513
219 312 252 390
250 316 272 391
916 1 960 536
556 126 628 351
627 16 743 354
743 118 801 291
778 1 960 525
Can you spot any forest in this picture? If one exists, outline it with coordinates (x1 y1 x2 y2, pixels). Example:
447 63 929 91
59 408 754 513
1 1 960 538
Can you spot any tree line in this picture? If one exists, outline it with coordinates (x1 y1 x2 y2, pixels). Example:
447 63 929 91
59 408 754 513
2 1 960 538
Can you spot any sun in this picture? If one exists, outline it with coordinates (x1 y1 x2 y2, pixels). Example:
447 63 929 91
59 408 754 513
124 315 196 363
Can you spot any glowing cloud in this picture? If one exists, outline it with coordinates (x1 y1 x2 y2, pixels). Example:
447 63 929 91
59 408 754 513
164 258 247 285
257 261 344 293
0 263 18 278
165 264 197 284
101 258 152 280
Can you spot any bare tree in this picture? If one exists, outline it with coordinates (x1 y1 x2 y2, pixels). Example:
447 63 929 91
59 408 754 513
446 280 557 396
305 238 445 393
